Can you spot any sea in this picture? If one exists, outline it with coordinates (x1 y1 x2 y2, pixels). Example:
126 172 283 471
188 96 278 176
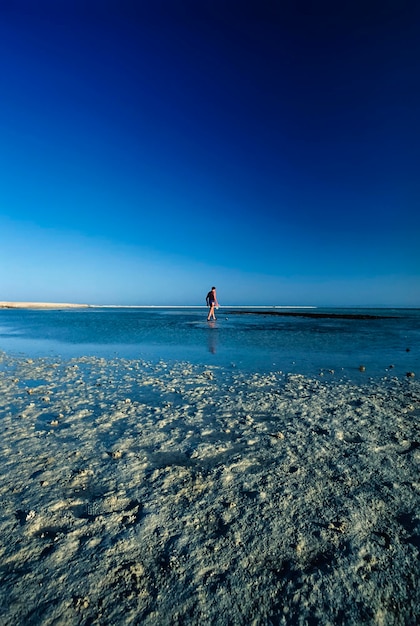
0 306 419 382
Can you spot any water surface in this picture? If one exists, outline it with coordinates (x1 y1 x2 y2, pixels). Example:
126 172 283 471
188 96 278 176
0 307 419 381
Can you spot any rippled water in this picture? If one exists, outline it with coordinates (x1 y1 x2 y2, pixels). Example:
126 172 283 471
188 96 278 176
0 307 419 381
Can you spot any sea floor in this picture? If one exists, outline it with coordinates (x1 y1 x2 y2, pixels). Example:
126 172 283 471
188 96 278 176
0 351 419 625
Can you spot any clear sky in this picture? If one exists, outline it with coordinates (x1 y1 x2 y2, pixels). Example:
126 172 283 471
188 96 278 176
1 0 419 306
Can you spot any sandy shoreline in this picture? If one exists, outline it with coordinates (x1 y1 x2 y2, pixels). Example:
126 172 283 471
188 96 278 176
0 350 419 624
0 302 89 310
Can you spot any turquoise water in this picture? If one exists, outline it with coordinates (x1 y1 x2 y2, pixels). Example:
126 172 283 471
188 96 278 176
0 307 419 381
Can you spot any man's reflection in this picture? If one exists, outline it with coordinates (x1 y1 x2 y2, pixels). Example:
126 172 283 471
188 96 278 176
207 321 217 353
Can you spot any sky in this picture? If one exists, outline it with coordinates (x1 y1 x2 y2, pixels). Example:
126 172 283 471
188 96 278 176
1 0 419 306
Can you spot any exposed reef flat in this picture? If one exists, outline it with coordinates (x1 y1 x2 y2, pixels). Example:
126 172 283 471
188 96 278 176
227 309 395 320
0 351 419 625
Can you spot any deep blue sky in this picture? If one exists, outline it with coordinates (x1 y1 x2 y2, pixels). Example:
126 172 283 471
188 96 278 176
1 0 419 306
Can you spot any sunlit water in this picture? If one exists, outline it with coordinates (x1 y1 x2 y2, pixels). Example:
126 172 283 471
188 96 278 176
0 307 419 382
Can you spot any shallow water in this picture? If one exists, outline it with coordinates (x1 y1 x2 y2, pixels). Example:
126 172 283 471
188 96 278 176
0 307 419 381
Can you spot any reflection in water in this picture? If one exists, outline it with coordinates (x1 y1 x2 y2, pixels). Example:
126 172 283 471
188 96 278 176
207 321 218 354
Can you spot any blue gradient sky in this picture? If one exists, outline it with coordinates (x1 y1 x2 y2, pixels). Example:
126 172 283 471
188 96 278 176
1 1 419 306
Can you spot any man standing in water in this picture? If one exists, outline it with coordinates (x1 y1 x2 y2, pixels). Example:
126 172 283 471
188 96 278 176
206 286 219 321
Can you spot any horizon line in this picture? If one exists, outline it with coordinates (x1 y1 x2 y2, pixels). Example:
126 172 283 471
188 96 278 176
1 302 418 310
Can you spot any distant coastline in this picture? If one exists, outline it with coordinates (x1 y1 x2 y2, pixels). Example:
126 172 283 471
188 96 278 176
0 303 407 318
0 302 89 309
0 302 315 310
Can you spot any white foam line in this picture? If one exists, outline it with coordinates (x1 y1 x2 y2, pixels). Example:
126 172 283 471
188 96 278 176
90 305 318 309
